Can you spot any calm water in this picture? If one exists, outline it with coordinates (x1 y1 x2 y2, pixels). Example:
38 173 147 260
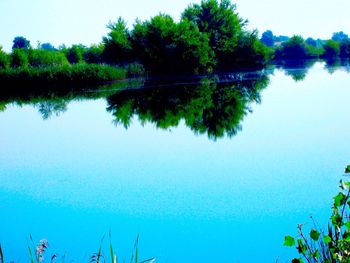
1 61 350 262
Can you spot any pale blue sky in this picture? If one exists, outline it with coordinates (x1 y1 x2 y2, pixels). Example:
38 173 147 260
0 0 349 51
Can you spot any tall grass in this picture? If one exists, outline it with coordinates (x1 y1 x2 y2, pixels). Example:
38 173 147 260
0 233 155 263
0 64 127 85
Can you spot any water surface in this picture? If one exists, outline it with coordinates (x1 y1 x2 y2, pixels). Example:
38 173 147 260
1 62 350 262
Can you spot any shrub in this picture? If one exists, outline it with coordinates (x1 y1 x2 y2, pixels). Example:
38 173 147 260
11 48 29 68
284 165 350 263
0 47 10 69
322 40 340 59
29 49 69 67
65 45 85 64
83 44 103 64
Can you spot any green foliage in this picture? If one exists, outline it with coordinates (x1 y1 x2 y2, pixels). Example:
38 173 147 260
29 49 69 67
275 35 313 60
284 236 296 247
0 64 127 85
0 47 10 69
12 36 30 50
322 40 340 59
11 48 29 68
83 44 103 64
103 18 132 64
182 0 250 70
107 73 269 139
65 44 85 64
285 167 350 262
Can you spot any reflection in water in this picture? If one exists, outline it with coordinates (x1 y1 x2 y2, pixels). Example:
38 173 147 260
107 74 269 139
1 62 349 138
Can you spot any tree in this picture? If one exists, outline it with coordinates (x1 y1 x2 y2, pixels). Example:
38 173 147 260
260 30 274 47
332 31 349 43
102 18 132 64
12 36 30 50
322 40 340 58
0 47 10 69
11 48 29 68
276 35 311 60
41 43 56 51
83 44 103 64
65 45 85 64
182 0 246 69
305 37 317 47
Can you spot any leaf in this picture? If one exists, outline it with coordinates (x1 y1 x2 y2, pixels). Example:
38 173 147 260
323 235 332 244
284 236 295 247
334 192 346 207
292 258 303 263
345 221 350 230
343 232 350 242
310 229 320 241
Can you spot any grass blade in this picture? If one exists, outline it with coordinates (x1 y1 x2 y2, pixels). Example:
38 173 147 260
109 229 118 263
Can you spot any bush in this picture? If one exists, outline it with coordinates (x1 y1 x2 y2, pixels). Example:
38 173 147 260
284 165 350 263
83 44 103 64
11 48 29 68
29 49 69 67
0 47 10 69
322 40 340 59
65 45 85 64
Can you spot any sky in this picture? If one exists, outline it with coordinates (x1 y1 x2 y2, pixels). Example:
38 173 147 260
0 0 349 51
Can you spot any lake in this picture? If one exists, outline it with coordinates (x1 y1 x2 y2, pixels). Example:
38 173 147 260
1 61 350 262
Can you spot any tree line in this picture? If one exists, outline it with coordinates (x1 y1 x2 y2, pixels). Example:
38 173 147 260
1 0 350 75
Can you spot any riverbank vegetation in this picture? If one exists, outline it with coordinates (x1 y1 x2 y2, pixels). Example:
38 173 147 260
284 165 350 263
0 232 155 263
1 0 350 85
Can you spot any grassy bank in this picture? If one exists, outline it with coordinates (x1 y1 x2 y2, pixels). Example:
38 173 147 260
0 63 145 86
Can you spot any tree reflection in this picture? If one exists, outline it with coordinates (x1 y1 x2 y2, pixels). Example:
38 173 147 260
107 74 269 139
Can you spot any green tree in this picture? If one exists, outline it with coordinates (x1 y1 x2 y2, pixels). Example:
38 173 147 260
11 48 29 68
332 31 349 43
83 44 104 64
12 36 30 50
340 39 350 58
0 47 10 69
65 45 85 64
276 35 312 60
182 0 246 69
322 40 340 59
102 18 132 64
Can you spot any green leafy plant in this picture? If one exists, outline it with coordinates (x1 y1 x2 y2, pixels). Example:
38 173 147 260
284 165 350 263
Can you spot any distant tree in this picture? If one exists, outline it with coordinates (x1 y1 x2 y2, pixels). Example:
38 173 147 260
41 43 56 50
0 47 10 69
102 18 132 64
260 30 274 47
12 36 30 50
322 40 340 58
305 37 317 47
332 31 349 43
11 48 29 67
276 35 311 59
274 35 290 43
65 45 85 64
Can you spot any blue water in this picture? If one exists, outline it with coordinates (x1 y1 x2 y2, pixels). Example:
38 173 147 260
1 62 350 262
